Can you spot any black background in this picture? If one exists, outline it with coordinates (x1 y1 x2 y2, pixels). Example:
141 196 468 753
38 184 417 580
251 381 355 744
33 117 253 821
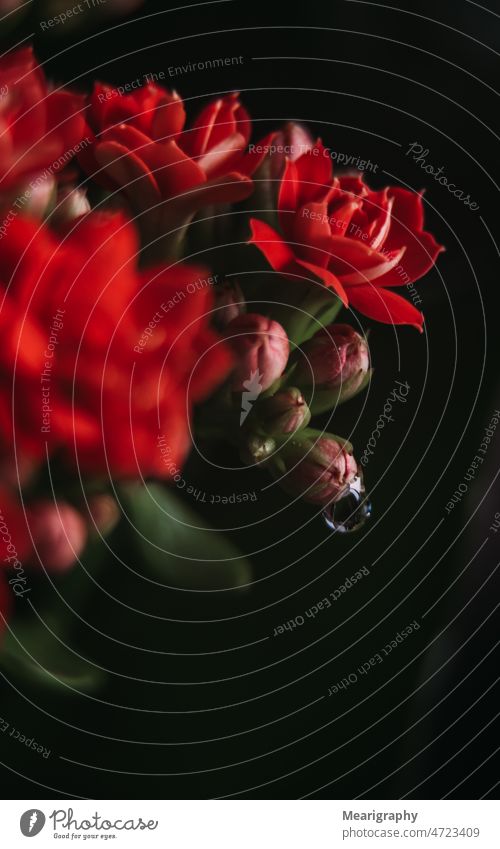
0 0 499 800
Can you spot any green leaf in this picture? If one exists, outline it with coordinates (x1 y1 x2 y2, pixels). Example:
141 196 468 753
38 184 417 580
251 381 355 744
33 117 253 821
123 483 253 590
0 613 103 692
0 538 108 693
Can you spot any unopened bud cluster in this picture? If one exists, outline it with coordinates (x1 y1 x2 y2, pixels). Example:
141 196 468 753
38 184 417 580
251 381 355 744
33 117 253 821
222 290 372 508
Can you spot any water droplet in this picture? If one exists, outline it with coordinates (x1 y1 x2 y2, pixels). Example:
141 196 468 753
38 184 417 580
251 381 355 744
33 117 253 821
322 475 372 533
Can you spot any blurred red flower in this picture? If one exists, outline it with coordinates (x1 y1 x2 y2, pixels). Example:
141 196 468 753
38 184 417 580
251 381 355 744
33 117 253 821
80 86 270 234
249 142 444 330
0 47 87 192
0 212 231 478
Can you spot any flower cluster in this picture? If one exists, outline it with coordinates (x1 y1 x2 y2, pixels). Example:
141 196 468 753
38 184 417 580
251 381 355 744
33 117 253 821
0 47 443 633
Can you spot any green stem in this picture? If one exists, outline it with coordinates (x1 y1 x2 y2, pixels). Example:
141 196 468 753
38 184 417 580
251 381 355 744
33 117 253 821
273 288 343 347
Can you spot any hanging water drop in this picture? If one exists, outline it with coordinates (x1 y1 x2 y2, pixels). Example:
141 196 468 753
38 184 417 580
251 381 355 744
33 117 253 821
322 474 371 533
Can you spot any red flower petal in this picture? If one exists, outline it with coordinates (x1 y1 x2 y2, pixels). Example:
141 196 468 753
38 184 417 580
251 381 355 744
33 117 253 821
370 230 444 288
326 199 361 237
294 141 333 206
249 217 303 275
297 258 348 305
195 131 248 178
249 219 347 304
95 139 161 210
386 187 425 242
347 284 424 331
239 131 278 176
327 236 406 285
150 90 186 141
45 89 87 153
105 125 205 196
158 172 253 236
290 201 334 268
182 93 251 158
337 174 369 198
278 159 299 234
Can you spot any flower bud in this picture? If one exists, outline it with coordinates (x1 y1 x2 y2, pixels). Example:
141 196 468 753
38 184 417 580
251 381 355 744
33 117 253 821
225 313 289 392
239 433 276 466
87 494 120 537
246 124 313 223
270 432 358 505
296 324 370 411
269 122 313 180
213 279 246 329
28 501 87 573
255 387 310 436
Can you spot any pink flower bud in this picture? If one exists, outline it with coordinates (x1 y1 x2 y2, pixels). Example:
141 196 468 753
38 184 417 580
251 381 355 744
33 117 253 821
213 279 246 329
240 433 276 466
249 124 314 218
269 122 313 180
87 494 120 537
273 433 358 505
296 324 370 405
225 313 289 392
28 501 87 573
256 387 311 436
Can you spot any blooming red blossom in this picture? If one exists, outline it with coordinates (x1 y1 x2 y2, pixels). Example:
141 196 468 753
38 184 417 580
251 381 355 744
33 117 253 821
0 47 87 192
0 212 231 478
81 87 270 232
249 142 444 330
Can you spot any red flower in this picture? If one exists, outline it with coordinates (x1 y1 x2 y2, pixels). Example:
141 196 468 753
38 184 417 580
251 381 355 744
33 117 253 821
178 92 266 180
0 47 87 192
0 212 231 478
81 87 270 233
249 142 444 330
